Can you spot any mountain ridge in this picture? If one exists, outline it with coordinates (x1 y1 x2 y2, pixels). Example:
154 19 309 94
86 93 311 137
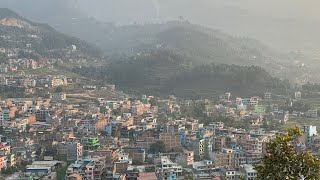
0 8 102 59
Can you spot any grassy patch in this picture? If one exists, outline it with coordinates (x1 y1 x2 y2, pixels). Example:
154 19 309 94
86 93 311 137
278 116 320 131
56 165 68 180
21 68 81 77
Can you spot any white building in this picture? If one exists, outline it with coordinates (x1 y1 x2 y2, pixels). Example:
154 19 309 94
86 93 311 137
302 125 317 137
295 91 302 99
240 164 257 180
156 156 182 180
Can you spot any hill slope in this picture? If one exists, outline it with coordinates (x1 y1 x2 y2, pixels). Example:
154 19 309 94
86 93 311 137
73 49 290 97
96 21 297 79
0 8 101 59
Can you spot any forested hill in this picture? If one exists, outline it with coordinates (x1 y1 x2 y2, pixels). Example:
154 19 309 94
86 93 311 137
73 49 290 97
0 8 102 59
97 21 295 80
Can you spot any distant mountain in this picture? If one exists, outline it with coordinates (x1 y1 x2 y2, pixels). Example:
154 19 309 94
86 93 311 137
98 21 296 80
73 49 290 97
0 8 101 59
0 4 309 83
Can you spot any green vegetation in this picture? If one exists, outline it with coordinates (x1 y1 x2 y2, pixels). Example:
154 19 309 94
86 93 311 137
255 127 320 179
0 8 102 59
73 48 289 97
55 86 64 93
278 116 320 131
55 165 68 180
149 141 166 154
281 101 311 113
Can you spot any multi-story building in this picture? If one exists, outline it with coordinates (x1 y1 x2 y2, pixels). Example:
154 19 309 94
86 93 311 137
212 148 235 169
123 147 146 163
0 155 7 171
264 92 272 100
243 138 263 153
0 109 10 121
118 151 132 164
7 154 15 168
295 91 302 99
192 139 205 160
159 133 181 152
156 156 182 180
67 142 83 161
306 110 318 118
192 160 214 173
66 157 106 180
81 137 100 151
136 137 155 151
50 76 67 88
176 150 194 167
92 147 119 164
52 92 67 102
302 125 318 148
302 125 317 137
35 108 51 122
220 167 238 180
212 136 226 152
239 164 257 180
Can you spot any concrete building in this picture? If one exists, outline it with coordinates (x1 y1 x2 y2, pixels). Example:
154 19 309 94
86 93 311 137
176 150 194 167
212 149 235 169
52 93 66 101
0 155 7 171
67 142 83 161
156 156 182 180
213 136 226 152
159 133 181 152
80 137 100 151
302 125 317 137
306 110 318 118
123 147 146 163
264 92 272 100
192 160 214 173
295 91 302 99
220 167 237 179
240 164 257 180
192 139 205 160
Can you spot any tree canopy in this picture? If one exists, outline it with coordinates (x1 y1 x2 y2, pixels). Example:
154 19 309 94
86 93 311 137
255 127 320 179
149 141 166 154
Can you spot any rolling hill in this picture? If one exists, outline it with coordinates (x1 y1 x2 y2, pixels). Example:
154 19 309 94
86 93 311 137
99 21 299 81
0 8 102 59
73 48 290 97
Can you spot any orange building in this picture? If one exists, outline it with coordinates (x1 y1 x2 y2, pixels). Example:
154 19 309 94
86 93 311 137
0 155 7 171
95 119 107 132
27 114 36 123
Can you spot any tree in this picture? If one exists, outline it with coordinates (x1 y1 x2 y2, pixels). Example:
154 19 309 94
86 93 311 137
149 141 166 154
255 127 320 179
55 86 64 93
149 98 158 106
132 160 143 165
25 124 31 132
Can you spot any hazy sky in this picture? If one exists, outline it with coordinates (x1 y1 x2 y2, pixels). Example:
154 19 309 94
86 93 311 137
1 0 320 53
76 0 320 23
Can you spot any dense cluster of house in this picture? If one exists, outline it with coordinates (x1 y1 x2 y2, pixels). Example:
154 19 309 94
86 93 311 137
0 89 319 180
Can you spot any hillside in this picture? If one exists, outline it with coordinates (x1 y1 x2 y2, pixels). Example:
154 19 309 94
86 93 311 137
0 8 102 59
94 21 299 80
73 49 290 97
0 6 308 83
